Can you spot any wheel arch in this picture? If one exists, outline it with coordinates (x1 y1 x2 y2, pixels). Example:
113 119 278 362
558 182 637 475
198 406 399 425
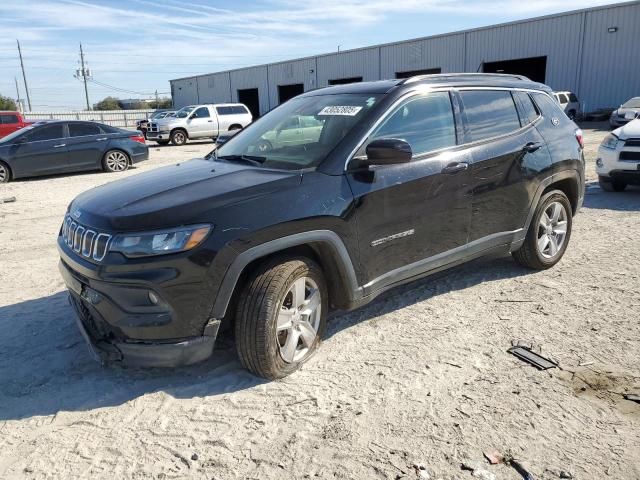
228 124 243 131
210 230 361 321
170 127 189 138
542 176 579 214
0 159 12 181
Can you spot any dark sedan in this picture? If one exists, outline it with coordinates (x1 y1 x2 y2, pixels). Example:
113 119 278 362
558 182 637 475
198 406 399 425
0 121 148 183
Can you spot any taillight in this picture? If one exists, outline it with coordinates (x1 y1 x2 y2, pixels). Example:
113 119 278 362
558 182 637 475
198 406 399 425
575 129 584 149
130 135 145 144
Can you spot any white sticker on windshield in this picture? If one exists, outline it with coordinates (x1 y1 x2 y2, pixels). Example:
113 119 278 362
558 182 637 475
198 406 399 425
318 106 363 116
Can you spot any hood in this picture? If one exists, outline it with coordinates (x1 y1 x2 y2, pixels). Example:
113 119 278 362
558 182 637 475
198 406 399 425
614 118 640 140
69 159 300 231
614 107 640 116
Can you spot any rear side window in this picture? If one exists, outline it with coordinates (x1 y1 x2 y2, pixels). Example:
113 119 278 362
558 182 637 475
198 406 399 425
569 93 578 103
216 106 234 115
460 90 521 142
531 92 571 125
99 125 120 134
24 124 64 142
232 106 248 114
192 107 210 118
558 93 569 104
370 91 456 156
69 123 101 137
0 114 19 124
512 91 540 126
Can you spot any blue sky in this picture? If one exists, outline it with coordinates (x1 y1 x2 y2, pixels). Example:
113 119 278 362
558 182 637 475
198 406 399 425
0 0 624 110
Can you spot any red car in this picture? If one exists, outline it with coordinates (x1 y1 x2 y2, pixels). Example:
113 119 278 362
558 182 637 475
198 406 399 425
0 111 32 138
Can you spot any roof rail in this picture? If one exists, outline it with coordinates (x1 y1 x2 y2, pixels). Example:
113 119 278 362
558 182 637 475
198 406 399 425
401 72 531 84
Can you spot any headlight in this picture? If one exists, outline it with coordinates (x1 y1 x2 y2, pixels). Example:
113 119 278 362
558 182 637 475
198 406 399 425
600 133 619 150
110 224 212 258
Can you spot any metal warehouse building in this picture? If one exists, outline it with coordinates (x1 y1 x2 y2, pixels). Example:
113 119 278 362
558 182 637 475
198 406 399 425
170 1 640 118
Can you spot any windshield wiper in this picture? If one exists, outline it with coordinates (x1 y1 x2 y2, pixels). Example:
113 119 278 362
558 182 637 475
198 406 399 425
216 154 267 166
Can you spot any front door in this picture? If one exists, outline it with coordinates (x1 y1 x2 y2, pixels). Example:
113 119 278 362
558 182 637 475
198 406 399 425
346 91 472 292
9 123 69 177
65 122 106 171
187 106 216 138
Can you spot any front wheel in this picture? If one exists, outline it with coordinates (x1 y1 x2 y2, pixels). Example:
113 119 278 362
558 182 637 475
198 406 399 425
599 175 626 192
512 190 572 270
235 257 328 379
170 129 187 146
103 150 130 173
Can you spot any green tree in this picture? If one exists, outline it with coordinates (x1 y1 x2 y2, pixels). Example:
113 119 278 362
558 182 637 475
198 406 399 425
93 96 121 110
0 95 18 110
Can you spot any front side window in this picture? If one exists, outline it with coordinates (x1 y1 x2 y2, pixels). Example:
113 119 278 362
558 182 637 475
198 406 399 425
175 106 194 118
192 107 210 118
0 114 19 124
69 123 101 137
460 90 521 142
558 93 569 104
216 93 381 170
24 124 64 142
368 92 456 156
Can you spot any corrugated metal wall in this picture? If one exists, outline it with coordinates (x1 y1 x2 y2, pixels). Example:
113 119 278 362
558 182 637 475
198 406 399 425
267 58 317 107
579 2 640 110
170 1 640 112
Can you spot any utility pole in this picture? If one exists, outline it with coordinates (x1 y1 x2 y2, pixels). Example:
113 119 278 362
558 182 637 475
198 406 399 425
79 43 91 110
14 77 21 103
16 40 32 111
155 89 159 108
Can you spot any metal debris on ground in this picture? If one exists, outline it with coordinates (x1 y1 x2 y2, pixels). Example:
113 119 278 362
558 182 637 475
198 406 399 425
483 449 504 465
623 393 640 404
1 196 16 203
506 456 535 480
508 346 558 370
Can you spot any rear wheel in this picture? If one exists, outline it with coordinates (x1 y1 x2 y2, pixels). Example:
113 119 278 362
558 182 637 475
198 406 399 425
512 190 572 270
599 175 627 192
235 257 327 379
170 129 187 146
0 161 10 183
103 150 130 173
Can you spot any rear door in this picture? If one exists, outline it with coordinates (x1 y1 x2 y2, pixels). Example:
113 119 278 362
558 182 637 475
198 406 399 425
458 89 552 241
8 123 69 177
187 106 216 138
65 122 106 171
347 90 472 289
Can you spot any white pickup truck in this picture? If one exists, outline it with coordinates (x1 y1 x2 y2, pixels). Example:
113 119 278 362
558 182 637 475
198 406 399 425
146 103 252 146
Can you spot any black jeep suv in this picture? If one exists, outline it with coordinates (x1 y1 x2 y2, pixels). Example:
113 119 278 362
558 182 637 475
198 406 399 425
58 74 585 379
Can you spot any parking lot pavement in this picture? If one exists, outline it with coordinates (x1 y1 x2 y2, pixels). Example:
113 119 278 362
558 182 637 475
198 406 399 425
1 127 639 479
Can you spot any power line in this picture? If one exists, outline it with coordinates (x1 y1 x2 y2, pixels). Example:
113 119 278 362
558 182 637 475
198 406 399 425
88 78 169 96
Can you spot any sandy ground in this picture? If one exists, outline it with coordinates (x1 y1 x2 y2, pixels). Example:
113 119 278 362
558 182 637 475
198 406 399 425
0 125 639 480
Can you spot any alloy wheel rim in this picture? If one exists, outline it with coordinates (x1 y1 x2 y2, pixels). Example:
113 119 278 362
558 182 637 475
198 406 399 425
106 152 128 171
276 276 321 363
537 201 568 259
175 132 185 143
0 164 6 182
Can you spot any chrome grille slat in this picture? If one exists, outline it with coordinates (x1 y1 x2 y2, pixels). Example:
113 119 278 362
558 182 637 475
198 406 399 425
60 214 112 262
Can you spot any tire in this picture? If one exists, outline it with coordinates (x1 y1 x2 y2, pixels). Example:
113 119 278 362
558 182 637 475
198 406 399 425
0 161 10 183
567 110 576 121
102 150 130 173
156 140 170 146
235 256 328 379
598 175 626 192
512 190 573 270
170 129 187 146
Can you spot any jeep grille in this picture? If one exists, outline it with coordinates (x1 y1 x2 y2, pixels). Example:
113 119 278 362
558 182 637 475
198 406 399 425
61 215 112 261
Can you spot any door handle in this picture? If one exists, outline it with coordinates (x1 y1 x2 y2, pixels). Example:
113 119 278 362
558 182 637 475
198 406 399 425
53 143 66 148
96 137 107 141
207 120 213 122
523 142 542 153
441 162 468 174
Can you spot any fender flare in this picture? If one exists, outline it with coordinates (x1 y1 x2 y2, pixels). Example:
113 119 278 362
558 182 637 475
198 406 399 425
514 169 582 246
210 230 361 319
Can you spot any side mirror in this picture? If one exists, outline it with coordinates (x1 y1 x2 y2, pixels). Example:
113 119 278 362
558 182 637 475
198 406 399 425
364 138 412 166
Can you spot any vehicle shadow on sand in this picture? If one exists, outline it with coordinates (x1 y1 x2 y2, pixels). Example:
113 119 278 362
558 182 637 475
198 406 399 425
0 254 532 421
584 181 640 211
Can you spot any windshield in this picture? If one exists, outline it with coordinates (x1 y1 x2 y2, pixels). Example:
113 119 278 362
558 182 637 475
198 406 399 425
215 94 380 170
0 126 33 144
175 106 195 118
622 98 640 108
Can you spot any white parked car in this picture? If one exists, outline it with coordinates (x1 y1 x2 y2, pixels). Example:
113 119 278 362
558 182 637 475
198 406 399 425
609 97 640 129
596 118 640 192
147 104 252 146
553 91 581 121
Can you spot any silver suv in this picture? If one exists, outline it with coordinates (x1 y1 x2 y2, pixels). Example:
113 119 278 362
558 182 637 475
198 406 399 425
147 104 252 146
